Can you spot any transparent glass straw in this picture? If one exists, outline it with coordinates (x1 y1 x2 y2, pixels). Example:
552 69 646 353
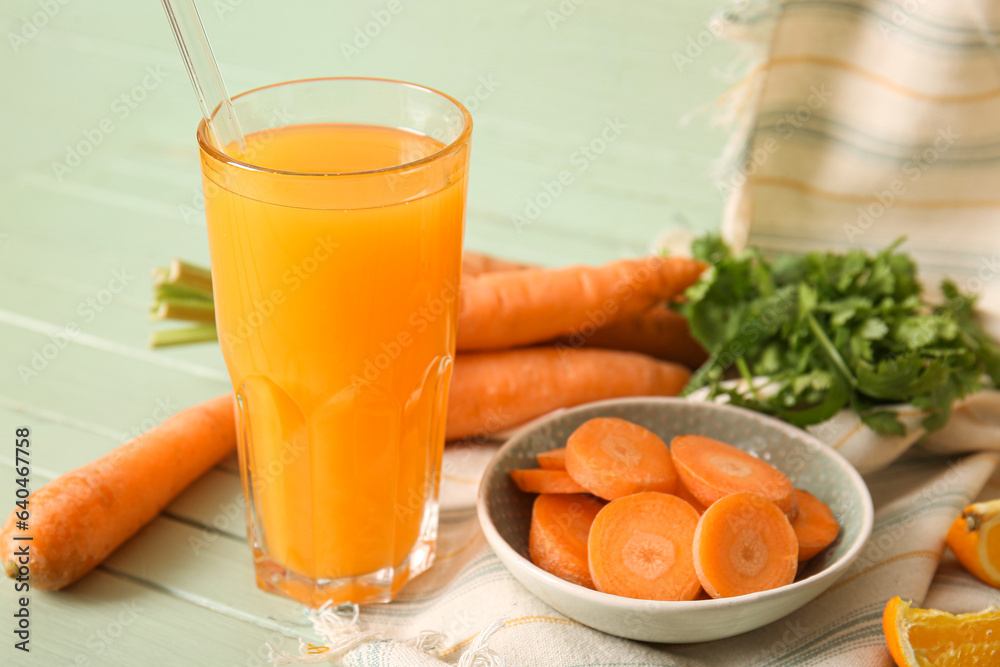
160 0 246 154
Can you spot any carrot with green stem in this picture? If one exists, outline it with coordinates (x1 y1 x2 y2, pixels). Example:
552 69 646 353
0 394 236 590
457 256 706 351
445 347 691 441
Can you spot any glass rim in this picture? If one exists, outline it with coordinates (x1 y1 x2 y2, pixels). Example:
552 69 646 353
196 76 473 178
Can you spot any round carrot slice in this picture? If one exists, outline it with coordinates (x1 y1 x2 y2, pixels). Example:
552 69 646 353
536 447 567 471
565 417 677 500
671 434 798 519
529 493 606 589
791 488 840 561
692 492 798 598
509 469 586 494
588 492 701 601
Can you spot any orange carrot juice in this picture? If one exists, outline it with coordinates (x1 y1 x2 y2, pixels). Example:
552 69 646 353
200 118 468 606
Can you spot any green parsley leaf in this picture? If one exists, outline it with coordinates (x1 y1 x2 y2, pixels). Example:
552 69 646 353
676 236 1000 436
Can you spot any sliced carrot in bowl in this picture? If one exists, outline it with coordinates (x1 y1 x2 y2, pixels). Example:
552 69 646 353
529 493 605 589
671 434 798 520
588 492 701 601
791 488 840 561
692 492 798 598
566 417 677 500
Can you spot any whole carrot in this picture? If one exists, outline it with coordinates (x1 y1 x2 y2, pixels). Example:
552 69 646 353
456 256 706 351
566 305 709 370
445 346 691 440
1 394 235 590
462 251 533 277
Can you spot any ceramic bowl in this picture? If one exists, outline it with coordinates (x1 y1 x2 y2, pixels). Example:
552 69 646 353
476 397 873 643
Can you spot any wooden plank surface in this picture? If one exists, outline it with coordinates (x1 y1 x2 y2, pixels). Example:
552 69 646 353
0 0 731 663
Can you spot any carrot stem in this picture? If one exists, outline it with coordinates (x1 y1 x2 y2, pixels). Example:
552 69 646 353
149 324 219 348
152 299 217 323
167 258 213 293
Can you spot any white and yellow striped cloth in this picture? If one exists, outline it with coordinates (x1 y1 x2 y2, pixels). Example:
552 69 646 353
720 0 1000 334
267 441 1000 666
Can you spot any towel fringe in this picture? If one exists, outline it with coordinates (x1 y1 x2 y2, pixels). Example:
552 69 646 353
266 606 508 666
457 617 507 667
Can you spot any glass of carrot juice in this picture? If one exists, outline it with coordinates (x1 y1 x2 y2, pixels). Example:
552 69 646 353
197 78 471 607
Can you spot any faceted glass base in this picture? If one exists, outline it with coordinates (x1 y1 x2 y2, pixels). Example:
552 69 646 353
252 518 437 608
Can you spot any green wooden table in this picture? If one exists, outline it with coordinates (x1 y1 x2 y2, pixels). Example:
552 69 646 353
0 0 731 663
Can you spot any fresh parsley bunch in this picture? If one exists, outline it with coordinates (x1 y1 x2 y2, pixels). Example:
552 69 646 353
677 236 1000 435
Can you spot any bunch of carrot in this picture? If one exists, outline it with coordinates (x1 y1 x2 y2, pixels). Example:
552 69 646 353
1 251 706 593
151 251 710 441
510 417 840 600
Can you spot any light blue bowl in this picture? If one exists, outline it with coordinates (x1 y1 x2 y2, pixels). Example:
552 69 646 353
477 397 874 643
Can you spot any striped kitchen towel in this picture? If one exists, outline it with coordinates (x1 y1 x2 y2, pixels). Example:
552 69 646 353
717 0 1000 335
266 441 1000 666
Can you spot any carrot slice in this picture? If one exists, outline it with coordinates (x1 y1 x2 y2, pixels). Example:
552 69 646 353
791 488 840 561
509 469 587 494
673 478 708 515
671 434 798 520
692 492 799 598
565 417 677 501
529 494 605 588
536 447 567 471
588 492 701 601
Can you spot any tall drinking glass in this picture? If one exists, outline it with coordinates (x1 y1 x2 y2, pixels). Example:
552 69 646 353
197 78 471 607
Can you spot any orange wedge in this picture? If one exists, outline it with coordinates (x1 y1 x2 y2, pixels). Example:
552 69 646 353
946 500 1000 589
882 596 1000 666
